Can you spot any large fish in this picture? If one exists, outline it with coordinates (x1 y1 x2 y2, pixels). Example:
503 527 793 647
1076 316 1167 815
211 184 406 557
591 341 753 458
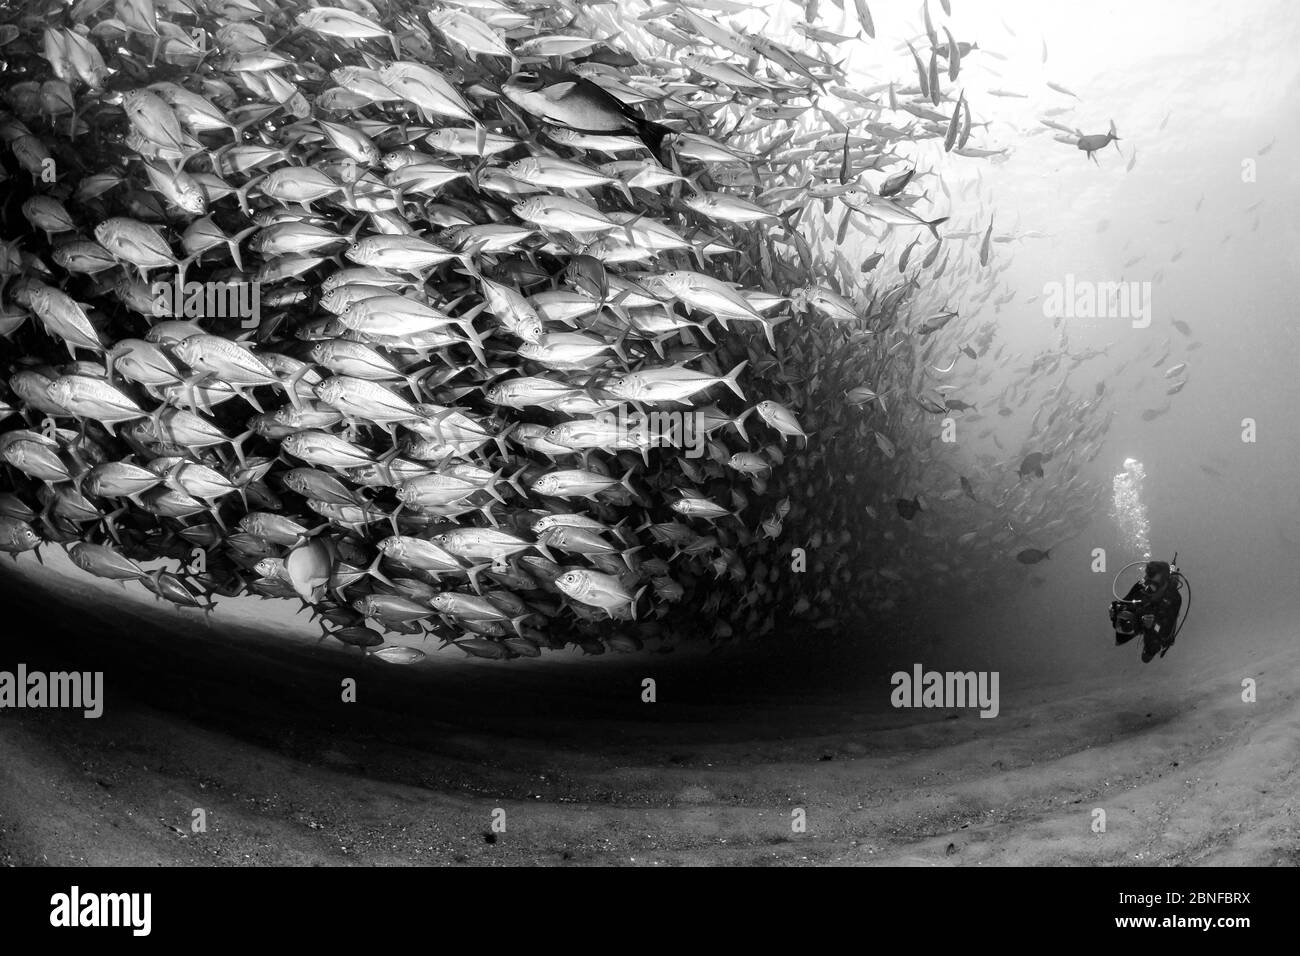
503 71 674 158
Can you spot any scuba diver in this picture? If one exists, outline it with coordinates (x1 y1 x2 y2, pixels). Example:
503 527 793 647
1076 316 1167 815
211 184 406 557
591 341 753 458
1110 558 1188 663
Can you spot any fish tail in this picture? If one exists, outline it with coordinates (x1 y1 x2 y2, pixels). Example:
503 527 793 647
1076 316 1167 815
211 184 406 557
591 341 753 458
460 324 489 366
365 553 396 589
227 225 258 272
484 468 507 504
732 406 753 444
926 216 949 241
638 120 675 164
228 428 253 468
505 466 528 500
618 466 636 498
465 563 491 595
723 359 749 400
404 370 426 403
235 173 266 217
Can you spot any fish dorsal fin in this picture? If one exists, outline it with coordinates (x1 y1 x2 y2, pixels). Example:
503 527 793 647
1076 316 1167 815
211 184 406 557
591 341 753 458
542 82 578 102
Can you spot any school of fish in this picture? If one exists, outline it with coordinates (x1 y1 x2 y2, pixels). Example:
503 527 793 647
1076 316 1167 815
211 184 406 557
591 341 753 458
0 0 1196 661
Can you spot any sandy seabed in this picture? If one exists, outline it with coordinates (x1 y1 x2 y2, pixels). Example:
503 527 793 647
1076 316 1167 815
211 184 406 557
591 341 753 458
0 561 1297 867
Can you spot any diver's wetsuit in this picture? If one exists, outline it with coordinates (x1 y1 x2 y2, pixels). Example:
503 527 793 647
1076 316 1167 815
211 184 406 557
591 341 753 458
1116 577 1182 663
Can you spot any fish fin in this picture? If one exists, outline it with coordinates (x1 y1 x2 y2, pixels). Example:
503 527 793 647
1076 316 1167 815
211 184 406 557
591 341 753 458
542 81 578 101
722 359 748 400
235 174 266 217
732 406 753 444
925 216 950 241
618 466 636 498
365 554 396 589
226 225 258 272
506 466 528 499
464 562 491 595
638 120 675 165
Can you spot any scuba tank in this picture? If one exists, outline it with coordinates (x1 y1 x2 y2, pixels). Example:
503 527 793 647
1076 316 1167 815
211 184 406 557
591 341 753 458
1166 552 1191 644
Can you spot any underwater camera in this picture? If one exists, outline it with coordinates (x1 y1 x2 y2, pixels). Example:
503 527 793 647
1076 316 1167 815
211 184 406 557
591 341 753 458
1110 600 1141 636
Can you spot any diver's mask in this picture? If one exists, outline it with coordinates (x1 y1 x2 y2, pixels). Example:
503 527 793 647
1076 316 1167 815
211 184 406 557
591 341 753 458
1142 561 1169 594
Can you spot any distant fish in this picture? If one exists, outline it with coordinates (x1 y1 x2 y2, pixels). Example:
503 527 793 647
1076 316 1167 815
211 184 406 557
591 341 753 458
899 236 921 270
1040 117 1078 135
1259 137 1275 155
1164 362 1186 378
896 495 921 520
988 89 1028 98
371 645 426 664
944 93 963 152
1015 547 1050 564
853 0 875 39
1172 319 1192 336
1018 452 1049 479
943 27 961 80
1076 120 1119 163
879 166 915 197
1046 80 1079 99
919 310 958 334
905 41 930 101
979 217 993 266
924 0 938 49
